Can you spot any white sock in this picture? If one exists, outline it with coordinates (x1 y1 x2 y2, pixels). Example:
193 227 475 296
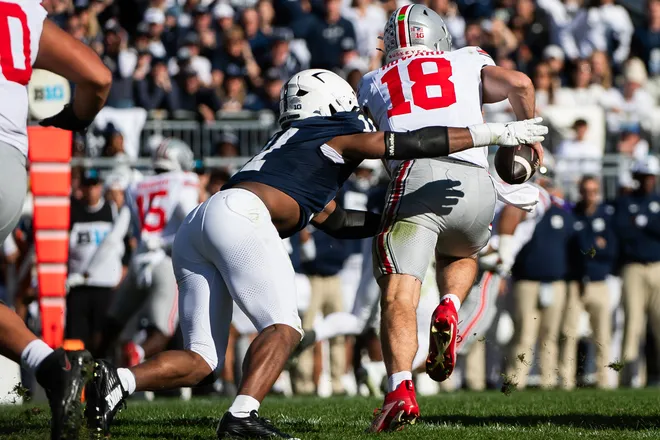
388 371 412 392
228 394 261 418
20 339 53 374
441 294 461 312
117 368 137 395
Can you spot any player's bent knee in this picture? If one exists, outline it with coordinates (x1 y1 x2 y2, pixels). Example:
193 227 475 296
187 343 221 375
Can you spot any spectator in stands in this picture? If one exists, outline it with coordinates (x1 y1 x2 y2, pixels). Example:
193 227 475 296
242 7 271 63
213 2 236 37
505 181 575 389
101 124 125 158
132 49 152 82
192 4 213 36
543 45 567 86
559 58 604 106
533 61 559 112
220 71 251 112
179 33 213 86
162 10 180 56
215 26 262 89
257 0 275 34
144 7 168 58
509 0 551 69
215 132 240 158
244 67 283 114
633 0 660 92
555 119 602 167
66 13 86 42
133 23 151 54
605 58 655 133
177 67 220 122
102 19 136 108
135 57 181 114
614 156 660 387
617 124 649 161
590 50 612 89
430 0 466 49
560 175 616 390
192 5 220 58
464 21 495 58
74 2 102 47
343 0 387 70
306 0 357 70
263 27 301 82
586 0 633 68
486 17 519 60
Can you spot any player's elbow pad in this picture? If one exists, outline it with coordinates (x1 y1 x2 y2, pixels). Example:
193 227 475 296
319 207 382 240
383 126 449 160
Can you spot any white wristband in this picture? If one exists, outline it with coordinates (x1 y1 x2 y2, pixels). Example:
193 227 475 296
468 123 502 147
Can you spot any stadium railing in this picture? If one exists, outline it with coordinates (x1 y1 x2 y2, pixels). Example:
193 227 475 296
140 111 277 157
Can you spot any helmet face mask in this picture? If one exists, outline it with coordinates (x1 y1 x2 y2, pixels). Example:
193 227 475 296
383 5 452 63
278 69 358 127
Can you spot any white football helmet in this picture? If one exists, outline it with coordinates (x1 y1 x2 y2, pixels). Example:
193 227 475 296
152 137 194 172
279 69 358 127
383 4 452 63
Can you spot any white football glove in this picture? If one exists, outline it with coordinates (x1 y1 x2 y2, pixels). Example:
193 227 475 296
468 117 548 147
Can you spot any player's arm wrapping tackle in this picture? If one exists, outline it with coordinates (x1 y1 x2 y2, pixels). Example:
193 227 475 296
332 118 547 161
313 200 381 239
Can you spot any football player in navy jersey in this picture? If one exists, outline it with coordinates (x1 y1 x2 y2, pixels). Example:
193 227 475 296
86 69 547 439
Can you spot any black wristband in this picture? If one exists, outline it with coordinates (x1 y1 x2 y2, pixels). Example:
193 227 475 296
39 104 94 132
319 206 381 239
384 126 450 160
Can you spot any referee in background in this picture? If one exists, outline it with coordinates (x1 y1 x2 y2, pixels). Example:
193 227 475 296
66 169 131 348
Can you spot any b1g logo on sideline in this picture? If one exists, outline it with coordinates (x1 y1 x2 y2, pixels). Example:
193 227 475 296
33 84 65 102
27 69 71 120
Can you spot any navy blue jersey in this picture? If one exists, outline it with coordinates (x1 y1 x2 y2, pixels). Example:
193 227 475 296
224 112 375 233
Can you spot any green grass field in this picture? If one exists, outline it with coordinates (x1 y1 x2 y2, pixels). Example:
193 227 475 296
1 389 660 439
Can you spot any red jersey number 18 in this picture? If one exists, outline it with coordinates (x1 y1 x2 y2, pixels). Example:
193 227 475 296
381 57 457 118
0 2 32 86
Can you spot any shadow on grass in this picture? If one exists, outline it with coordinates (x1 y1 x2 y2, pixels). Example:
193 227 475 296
423 414 660 430
115 415 218 428
114 414 323 435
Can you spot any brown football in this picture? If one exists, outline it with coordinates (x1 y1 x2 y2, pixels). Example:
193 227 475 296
494 145 538 185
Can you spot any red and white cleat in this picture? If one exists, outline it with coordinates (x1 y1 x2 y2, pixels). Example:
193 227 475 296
426 298 459 382
369 380 419 433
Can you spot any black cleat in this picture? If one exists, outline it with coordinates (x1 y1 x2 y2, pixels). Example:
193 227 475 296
217 411 299 439
85 360 127 439
35 348 94 440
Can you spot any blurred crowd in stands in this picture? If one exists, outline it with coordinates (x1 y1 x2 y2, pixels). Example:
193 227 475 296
5 0 660 398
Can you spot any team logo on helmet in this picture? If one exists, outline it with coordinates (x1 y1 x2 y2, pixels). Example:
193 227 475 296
410 25 425 44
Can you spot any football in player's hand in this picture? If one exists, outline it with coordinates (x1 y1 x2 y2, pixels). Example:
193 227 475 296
494 145 538 185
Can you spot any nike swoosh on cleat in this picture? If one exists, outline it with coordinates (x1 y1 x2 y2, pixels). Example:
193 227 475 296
371 401 399 431
63 356 72 372
105 386 123 411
